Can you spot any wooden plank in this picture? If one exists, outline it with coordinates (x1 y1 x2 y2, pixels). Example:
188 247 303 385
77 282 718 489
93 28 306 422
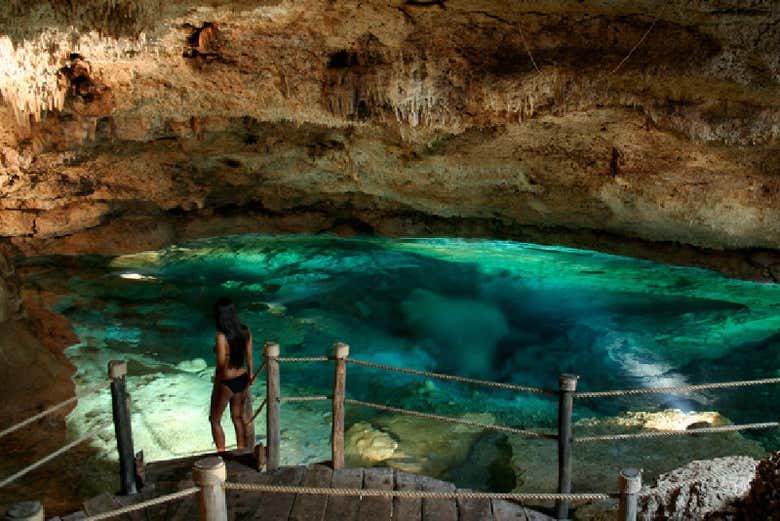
115 485 160 521
164 480 197 521
393 471 422 521
359 467 394 521
167 496 197 521
83 492 121 516
60 513 86 521
289 464 333 521
145 449 256 484
249 466 305 521
225 467 266 521
456 494 492 521
420 476 457 521
325 468 363 521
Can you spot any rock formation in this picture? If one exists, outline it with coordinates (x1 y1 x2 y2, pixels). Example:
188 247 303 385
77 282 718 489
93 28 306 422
734 451 780 520
638 456 758 521
0 251 91 515
1 1 779 515
577 455 760 520
0 0 778 280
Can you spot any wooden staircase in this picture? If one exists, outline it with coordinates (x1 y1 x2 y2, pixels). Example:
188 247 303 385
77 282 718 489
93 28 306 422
51 451 554 521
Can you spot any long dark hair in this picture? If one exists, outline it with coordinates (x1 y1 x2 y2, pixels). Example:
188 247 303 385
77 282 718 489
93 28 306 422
214 297 246 368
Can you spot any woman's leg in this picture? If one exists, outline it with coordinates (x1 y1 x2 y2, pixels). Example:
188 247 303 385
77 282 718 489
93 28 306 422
210 383 232 452
229 389 249 449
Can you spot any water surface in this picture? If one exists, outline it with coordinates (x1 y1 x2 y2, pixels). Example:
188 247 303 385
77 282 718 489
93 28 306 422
27 234 780 489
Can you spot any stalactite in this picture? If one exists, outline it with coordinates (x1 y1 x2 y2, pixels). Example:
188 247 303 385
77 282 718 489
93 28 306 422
0 28 146 127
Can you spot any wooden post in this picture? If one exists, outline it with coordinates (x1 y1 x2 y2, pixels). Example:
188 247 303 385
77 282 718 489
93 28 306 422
264 342 280 471
193 457 227 521
254 442 265 471
5 500 43 521
555 373 578 521
331 342 349 469
109 360 137 496
618 468 641 521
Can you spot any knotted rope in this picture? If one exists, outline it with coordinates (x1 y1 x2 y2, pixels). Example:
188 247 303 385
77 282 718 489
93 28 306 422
345 399 556 439
245 398 267 426
280 396 330 403
80 488 199 521
347 358 557 395
0 422 113 488
0 380 111 439
574 421 780 443
223 482 612 501
278 357 330 363
576 377 780 398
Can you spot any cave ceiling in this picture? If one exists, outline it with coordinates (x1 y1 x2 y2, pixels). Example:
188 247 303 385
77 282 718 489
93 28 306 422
0 0 778 279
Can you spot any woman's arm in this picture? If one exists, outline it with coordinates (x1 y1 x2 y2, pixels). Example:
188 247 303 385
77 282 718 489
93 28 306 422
214 332 228 384
246 329 254 384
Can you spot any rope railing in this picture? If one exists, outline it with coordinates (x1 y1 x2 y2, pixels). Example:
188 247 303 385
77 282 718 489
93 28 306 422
245 398 267 426
346 358 558 395
280 395 330 402
15 344 777 521
222 481 613 502
345 398 557 440
0 421 113 488
0 379 111 439
80 487 199 521
278 356 330 363
250 360 267 383
575 376 780 398
574 421 780 443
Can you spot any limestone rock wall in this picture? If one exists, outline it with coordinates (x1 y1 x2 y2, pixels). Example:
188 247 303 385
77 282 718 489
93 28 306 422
0 1 778 279
0 249 23 323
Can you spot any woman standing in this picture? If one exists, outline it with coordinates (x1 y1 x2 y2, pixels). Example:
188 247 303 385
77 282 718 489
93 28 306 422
210 297 253 451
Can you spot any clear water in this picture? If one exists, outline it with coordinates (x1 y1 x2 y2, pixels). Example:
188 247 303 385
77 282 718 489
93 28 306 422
26 234 780 490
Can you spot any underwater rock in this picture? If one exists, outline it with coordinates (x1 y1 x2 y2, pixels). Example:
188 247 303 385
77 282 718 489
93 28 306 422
344 421 399 464
448 432 517 492
345 412 495 476
591 409 730 430
509 409 765 497
175 358 208 373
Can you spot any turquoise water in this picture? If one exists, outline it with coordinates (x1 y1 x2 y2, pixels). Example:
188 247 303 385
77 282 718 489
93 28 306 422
26 234 780 482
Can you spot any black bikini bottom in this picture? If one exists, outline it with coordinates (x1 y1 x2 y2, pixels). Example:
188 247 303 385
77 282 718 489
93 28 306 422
222 372 249 394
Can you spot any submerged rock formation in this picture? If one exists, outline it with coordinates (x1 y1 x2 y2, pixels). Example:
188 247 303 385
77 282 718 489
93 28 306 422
509 409 765 497
0 0 778 279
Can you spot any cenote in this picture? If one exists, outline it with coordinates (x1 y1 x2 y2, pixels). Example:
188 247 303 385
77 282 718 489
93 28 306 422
24 234 780 493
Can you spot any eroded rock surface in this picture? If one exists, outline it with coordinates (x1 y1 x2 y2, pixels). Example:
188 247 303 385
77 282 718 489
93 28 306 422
734 451 780 520
638 456 758 521
0 1 778 279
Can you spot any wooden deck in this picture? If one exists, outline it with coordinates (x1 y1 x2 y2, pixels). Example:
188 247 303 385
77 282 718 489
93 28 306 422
62 451 553 521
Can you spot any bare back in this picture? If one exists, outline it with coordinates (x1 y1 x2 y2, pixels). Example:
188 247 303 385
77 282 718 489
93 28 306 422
215 329 253 381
